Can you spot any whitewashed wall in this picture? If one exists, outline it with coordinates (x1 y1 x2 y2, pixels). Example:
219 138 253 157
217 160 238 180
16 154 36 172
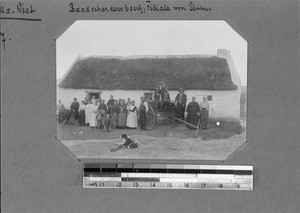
57 87 241 121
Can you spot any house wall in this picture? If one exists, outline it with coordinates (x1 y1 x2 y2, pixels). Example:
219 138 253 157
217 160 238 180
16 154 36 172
57 87 241 121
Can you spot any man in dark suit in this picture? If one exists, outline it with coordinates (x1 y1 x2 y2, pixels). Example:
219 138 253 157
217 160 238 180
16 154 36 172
107 95 115 115
138 97 148 130
70 98 80 120
175 88 187 119
153 89 162 111
161 88 170 112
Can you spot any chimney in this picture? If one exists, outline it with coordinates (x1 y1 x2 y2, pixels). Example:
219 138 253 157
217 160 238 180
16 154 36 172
217 49 241 89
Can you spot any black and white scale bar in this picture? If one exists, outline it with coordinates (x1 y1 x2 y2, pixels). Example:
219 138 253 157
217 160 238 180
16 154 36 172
83 181 252 190
83 164 253 190
84 166 253 175
84 173 252 183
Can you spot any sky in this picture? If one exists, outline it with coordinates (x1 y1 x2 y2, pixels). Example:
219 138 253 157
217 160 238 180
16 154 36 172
56 20 247 85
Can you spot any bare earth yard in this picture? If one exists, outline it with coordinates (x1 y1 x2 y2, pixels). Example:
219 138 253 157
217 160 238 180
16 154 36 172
57 121 246 161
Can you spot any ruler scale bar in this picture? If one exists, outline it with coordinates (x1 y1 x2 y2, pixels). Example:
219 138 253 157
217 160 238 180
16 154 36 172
84 164 253 170
83 164 253 190
83 169 252 175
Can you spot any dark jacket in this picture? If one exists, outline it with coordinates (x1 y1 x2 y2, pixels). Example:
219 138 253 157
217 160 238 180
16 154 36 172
175 93 187 105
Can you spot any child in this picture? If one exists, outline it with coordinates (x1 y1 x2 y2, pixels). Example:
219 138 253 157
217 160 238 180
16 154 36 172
121 134 139 148
96 109 106 129
110 134 139 152
103 113 112 132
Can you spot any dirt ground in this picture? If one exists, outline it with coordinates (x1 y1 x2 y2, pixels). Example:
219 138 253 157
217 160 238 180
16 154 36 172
57 121 246 161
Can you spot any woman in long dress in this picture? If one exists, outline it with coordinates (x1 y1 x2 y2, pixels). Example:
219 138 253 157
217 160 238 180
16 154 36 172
126 100 138 129
85 101 92 126
89 102 99 128
118 100 127 128
186 97 200 129
199 97 209 130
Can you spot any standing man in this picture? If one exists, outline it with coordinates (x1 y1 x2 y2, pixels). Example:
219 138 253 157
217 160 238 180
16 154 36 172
175 88 187 119
199 97 209 130
153 89 162 111
98 99 107 114
158 82 166 94
139 97 149 131
161 88 170 111
70 98 80 120
107 95 115 114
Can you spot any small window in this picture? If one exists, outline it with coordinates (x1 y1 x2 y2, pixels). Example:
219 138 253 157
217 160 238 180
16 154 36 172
85 90 102 100
207 95 213 101
87 93 100 100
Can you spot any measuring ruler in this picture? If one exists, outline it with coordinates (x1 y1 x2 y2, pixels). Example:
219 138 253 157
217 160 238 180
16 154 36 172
83 163 253 190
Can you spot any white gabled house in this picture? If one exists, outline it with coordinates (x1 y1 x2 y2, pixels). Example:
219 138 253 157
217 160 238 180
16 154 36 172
57 49 242 122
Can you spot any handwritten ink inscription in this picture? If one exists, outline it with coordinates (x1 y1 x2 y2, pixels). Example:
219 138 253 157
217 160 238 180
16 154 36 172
68 1 212 14
0 2 36 15
0 31 12 50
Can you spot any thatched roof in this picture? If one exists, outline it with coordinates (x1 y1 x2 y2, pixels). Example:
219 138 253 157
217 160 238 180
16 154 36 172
59 56 237 90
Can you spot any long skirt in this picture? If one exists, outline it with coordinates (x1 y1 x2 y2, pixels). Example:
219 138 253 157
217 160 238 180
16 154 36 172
111 114 118 129
85 110 90 124
89 113 98 127
200 108 209 130
186 109 199 129
118 112 127 128
127 111 138 128
79 110 85 126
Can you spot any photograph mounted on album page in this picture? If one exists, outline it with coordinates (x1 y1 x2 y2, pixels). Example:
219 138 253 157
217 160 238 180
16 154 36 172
56 20 248 161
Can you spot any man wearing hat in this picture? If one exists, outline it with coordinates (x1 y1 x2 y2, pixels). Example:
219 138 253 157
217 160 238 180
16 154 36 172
161 88 170 111
153 89 162 111
138 96 149 131
158 82 166 94
70 97 80 120
107 95 115 115
175 88 187 119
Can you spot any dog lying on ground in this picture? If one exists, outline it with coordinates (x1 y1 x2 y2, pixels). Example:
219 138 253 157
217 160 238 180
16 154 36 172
110 134 140 152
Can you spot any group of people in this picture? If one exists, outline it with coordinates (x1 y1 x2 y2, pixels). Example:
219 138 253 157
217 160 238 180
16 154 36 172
57 95 149 131
185 96 209 130
57 82 210 131
153 82 210 130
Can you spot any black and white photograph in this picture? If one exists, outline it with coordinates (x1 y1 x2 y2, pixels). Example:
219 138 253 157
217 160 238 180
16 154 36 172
56 20 247 160
2 0 299 211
